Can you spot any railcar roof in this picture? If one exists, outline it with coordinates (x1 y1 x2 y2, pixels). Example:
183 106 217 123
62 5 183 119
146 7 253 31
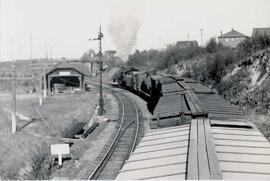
116 119 270 180
116 124 189 180
153 93 188 120
152 74 244 121
197 93 247 120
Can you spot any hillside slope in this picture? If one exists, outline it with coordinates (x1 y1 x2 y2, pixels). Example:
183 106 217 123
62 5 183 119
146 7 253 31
218 48 270 112
178 48 270 139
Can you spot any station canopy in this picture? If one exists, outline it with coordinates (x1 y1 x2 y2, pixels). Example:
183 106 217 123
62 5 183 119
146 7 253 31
45 62 91 92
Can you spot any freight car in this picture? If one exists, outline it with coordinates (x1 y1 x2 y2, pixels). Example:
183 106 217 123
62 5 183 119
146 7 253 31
117 69 188 112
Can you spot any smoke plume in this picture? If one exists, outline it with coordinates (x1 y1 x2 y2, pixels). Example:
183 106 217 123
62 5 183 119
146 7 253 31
108 1 145 61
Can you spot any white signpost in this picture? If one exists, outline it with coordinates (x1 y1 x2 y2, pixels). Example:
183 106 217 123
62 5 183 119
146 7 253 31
51 144 70 166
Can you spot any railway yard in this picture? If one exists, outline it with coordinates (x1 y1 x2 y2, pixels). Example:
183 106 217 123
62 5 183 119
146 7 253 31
0 65 267 180
0 68 270 180
1 0 270 180
53 71 270 180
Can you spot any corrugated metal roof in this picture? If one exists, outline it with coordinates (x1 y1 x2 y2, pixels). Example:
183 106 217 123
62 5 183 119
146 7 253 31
159 77 175 84
211 121 270 180
162 82 184 93
153 93 188 120
185 81 212 93
197 93 246 120
116 119 270 180
183 78 198 83
116 125 189 180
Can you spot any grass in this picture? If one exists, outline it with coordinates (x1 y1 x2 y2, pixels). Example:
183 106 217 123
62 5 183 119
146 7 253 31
29 93 98 137
0 90 98 179
0 123 41 179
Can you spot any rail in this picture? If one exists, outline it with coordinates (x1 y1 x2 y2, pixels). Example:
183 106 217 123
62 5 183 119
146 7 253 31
87 80 141 180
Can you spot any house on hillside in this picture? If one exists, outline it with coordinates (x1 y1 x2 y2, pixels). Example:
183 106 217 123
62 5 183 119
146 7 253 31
252 27 270 37
218 28 248 48
176 41 198 48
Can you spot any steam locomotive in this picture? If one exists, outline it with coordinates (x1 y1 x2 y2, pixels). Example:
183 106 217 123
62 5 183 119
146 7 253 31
117 68 187 110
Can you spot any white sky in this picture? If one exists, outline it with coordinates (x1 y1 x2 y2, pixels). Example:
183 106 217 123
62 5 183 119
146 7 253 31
0 0 270 61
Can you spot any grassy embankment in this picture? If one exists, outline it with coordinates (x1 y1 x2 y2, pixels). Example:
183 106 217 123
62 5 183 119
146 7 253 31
0 91 98 179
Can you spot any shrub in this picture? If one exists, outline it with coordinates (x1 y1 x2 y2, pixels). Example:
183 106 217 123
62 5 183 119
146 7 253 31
127 43 205 71
206 38 218 53
61 121 85 138
237 34 270 58
28 142 53 179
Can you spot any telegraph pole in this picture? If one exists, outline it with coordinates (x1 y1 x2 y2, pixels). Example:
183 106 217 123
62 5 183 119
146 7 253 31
50 46 52 60
30 34 35 93
200 28 203 46
0 67 33 133
30 34 32 60
39 60 43 106
10 38 16 133
97 26 104 115
43 58 47 99
11 61 16 133
43 40 48 98
90 26 104 115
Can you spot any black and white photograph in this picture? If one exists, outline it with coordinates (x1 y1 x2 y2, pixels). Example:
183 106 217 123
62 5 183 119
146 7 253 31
0 0 270 180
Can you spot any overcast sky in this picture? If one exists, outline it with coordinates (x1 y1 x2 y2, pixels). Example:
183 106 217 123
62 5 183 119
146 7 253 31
1 0 270 61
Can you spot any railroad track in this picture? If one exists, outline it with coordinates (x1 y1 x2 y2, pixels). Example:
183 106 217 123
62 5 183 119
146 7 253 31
86 80 142 180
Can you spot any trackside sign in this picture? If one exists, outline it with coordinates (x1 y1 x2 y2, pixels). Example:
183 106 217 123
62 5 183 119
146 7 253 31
51 144 70 165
